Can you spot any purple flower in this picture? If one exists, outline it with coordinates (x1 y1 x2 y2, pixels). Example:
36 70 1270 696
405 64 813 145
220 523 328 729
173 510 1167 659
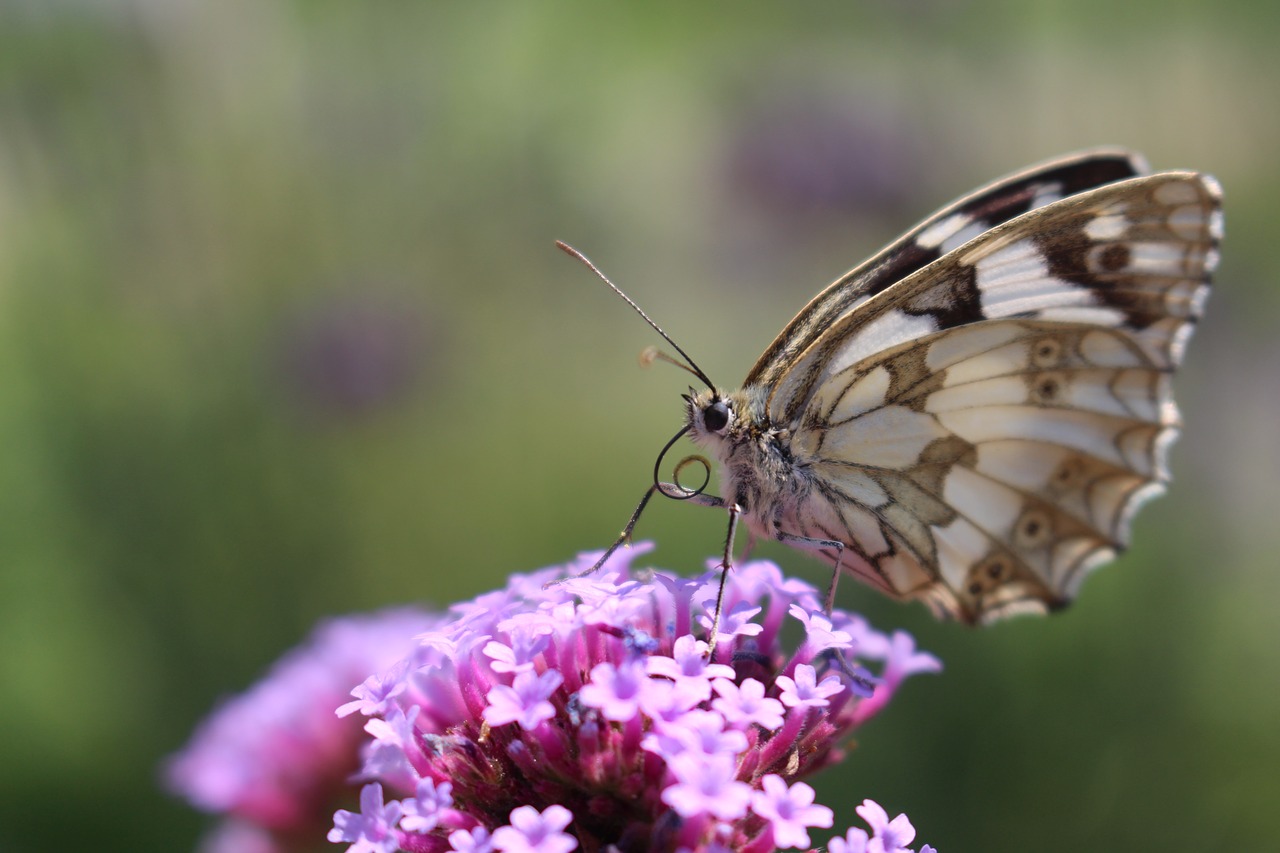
826 798 937 853
187 820 279 853
327 783 404 853
661 752 754 820
750 775 833 849
484 630 550 675
641 708 748 759
339 662 412 718
776 663 845 709
483 669 564 731
712 677 786 730
399 777 453 833
853 631 944 725
579 658 651 721
857 799 922 853
788 602 854 653
360 704 429 795
645 634 736 701
697 599 765 639
326 549 938 852
828 827 871 853
448 825 495 853
164 609 435 850
491 805 577 853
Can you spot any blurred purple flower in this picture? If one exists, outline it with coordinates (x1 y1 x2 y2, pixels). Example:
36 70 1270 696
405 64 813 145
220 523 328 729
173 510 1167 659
328 545 939 852
447 825 495 853
400 778 453 833
724 91 925 222
491 804 577 853
851 630 942 726
661 752 754 821
165 608 436 853
279 291 433 420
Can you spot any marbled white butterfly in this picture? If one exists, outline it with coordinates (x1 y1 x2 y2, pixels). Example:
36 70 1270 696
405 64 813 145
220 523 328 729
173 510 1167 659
565 149 1221 630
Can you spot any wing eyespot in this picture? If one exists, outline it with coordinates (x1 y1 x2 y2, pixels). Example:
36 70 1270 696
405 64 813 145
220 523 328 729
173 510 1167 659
1013 508 1054 551
1031 337 1064 368
1030 372 1066 404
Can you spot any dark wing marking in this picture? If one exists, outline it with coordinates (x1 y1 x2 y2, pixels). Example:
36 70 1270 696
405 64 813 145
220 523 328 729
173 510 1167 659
767 172 1220 425
744 148 1148 389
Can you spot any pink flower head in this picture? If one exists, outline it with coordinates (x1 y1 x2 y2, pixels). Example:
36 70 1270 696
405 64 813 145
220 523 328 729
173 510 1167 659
167 546 941 852
328 548 939 852
164 609 436 850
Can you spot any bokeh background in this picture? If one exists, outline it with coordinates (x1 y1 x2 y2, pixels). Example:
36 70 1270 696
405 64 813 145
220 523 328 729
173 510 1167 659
1 1 1276 851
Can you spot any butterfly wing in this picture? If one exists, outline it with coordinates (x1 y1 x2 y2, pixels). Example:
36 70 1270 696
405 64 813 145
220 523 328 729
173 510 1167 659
769 171 1222 622
745 148 1150 390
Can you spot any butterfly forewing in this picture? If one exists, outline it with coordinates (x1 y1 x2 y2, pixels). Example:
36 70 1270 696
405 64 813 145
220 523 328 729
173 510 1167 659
746 148 1150 392
763 167 1221 622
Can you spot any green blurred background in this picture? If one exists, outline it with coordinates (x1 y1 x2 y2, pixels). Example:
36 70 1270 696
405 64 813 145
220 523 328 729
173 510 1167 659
1 1 1276 850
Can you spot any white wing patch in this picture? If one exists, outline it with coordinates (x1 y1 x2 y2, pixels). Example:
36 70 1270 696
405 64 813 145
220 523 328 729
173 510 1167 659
825 310 940 377
825 366 890 422
923 323 1026 372
916 212 989 254
809 406 950 470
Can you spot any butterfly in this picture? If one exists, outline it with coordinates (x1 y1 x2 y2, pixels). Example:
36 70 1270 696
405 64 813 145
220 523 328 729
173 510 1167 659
564 148 1222 629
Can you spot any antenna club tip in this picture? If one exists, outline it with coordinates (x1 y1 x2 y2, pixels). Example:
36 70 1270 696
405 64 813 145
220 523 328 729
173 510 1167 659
638 346 659 367
554 239 578 256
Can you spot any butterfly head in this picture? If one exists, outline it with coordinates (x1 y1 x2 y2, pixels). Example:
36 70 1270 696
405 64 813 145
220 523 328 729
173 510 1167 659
682 387 757 450
680 386 719 436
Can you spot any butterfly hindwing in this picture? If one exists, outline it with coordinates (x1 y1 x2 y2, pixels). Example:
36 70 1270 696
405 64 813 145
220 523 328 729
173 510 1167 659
772 170 1221 622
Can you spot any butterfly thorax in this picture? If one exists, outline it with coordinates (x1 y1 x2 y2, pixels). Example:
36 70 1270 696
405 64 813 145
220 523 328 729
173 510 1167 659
684 386 811 537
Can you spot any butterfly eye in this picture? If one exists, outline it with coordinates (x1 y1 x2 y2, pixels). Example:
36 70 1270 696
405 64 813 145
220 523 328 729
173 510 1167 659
703 400 731 433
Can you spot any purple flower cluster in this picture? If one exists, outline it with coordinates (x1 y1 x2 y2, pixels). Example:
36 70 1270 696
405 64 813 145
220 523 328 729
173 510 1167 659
166 608 438 852
330 546 941 852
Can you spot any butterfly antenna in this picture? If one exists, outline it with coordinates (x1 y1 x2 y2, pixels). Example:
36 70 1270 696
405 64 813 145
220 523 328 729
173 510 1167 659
556 240 716 390
639 346 710 384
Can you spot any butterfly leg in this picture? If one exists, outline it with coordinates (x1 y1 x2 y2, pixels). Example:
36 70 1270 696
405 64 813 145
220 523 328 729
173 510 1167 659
549 480 727 587
632 484 738 657
546 484 663 585
775 532 875 696
775 531 846 612
705 502 743 660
